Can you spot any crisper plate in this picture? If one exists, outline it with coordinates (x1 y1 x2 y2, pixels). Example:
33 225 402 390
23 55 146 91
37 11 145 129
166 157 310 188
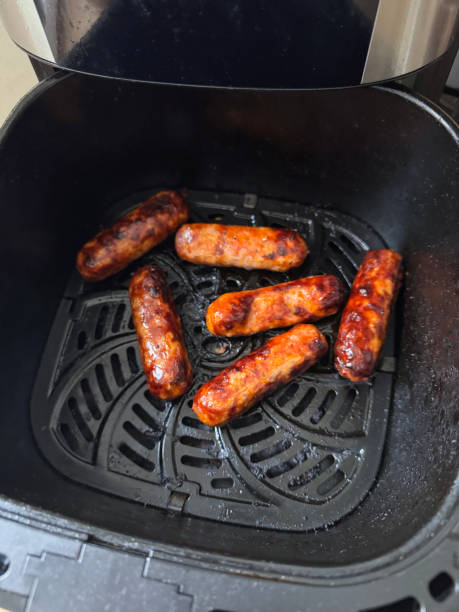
31 190 395 531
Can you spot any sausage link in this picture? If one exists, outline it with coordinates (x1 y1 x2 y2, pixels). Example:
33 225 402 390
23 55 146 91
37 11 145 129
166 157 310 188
175 223 308 271
206 275 343 337
129 265 192 400
77 190 189 281
193 324 327 426
334 249 403 382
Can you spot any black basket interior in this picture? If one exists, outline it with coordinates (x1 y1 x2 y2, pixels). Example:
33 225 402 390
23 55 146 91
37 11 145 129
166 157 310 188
0 74 457 569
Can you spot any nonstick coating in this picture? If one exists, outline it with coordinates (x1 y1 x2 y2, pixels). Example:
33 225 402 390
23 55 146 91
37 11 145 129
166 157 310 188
0 73 457 571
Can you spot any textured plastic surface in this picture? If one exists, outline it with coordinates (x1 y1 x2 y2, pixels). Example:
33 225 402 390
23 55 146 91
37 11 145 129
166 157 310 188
31 190 395 531
0 511 458 612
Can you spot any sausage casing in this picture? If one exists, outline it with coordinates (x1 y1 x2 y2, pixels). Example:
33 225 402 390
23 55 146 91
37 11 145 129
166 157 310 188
129 265 192 400
193 324 327 426
206 275 343 337
334 249 403 382
175 223 308 271
77 190 189 281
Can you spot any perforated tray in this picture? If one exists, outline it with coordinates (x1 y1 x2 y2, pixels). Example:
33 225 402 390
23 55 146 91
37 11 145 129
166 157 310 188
31 190 395 531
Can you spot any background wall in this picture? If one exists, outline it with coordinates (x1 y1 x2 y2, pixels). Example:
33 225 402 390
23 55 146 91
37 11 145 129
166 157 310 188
0 22 37 125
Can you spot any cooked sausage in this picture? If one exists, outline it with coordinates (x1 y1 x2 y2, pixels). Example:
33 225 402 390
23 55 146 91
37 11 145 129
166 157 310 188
193 324 327 426
175 223 308 271
206 275 343 337
77 190 189 281
129 265 192 400
334 249 403 382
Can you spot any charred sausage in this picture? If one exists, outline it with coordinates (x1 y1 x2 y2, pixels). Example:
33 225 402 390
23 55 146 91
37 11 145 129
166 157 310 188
77 190 189 281
129 265 192 400
175 223 308 271
193 324 327 426
334 249 403 382
206 275 343 337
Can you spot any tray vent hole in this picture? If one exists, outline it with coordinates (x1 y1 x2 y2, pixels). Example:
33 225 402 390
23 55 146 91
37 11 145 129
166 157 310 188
123 421 156 450
310 390 337 424
110 353 125 387
250 439 292 464
208 213 224 221
181 416 213 431
196 280 214 293
225 278 240 290
77 330 87 350
132 403 161 432
95 364 113 402
143 389 165 412
203 337 230 356
59 423 79 452
175 294 187 307
277 383 299 407
317 469 345 496
211 478 234 489
181 456 222 469
340 233 361 254
230 409 263 430
126 346 139 373
81 378 101 420
68 397 93 442
119 443 155 471
180 435 215 450
95 305 109 340
266 450 308 479
239 426 275 446
292 387 317 417
0 553 10 576
429 571 454 602
328 240 359 271
127 316 135 330
112 303 126 333
288 455 334 490
331 388 358 429
359 596 420 612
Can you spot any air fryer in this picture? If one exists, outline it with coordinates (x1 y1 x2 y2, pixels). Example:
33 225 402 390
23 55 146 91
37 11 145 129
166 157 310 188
0 70 457 610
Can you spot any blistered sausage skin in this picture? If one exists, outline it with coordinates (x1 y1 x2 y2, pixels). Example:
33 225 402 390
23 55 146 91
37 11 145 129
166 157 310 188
334 249 403 382
77 190 189 281
206 275 343 337
193 324 327 427
175 223 308 271
129 265 192 400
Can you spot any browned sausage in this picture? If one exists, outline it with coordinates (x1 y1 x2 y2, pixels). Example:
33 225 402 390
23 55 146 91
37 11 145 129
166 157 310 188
206 275 343 337
193 324 327 426
77 190 189 281
334 249 403 382
129 265 192 400
175 223 308 271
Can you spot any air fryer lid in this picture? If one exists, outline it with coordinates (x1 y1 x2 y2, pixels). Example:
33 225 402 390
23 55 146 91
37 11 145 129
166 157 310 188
1 0 458 87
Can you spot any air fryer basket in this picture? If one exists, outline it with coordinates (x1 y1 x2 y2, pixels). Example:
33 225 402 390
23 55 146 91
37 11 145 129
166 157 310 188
0 73 457 610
